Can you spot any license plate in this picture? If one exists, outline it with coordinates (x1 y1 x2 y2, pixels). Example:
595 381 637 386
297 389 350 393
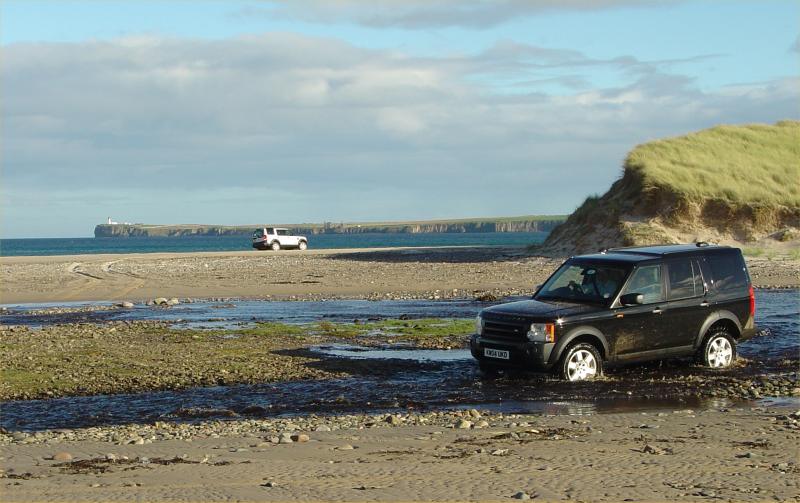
484 348 509 360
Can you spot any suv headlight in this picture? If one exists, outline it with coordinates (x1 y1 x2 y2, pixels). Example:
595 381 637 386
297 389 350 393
527 323 555 342
475 315 485 336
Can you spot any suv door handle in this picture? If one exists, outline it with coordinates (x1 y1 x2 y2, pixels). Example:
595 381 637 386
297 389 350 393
652 307 663 314
700 301 710 307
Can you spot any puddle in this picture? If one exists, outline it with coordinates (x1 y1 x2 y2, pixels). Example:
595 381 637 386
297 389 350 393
312 344 471 362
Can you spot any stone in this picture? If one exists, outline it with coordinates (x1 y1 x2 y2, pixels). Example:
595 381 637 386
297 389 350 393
385 415 402 426
468 409 481 418
455 419 472 429
52 451 73 462
119 302 134 309
105 453 117 461
314 425 331 432
278 433 294 444
336 444 355 450
291 433 310 443
475 420 490 429
512 491 530 500
491 449 509 456
262 481 277 488
166 298 180 306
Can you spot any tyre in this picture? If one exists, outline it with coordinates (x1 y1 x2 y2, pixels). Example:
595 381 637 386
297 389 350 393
271 241 281 251
298 241 307 251
559 343 602 381
698 328 736 369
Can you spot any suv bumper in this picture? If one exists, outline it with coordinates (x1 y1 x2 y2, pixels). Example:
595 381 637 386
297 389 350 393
470 333 556 371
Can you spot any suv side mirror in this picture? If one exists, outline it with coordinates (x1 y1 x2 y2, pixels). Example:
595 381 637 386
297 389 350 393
620 293 644 306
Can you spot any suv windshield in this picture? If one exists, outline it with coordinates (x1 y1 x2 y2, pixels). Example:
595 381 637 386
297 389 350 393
536 261 629 305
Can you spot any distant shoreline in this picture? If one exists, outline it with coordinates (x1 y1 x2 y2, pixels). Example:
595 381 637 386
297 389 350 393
94 215 566 238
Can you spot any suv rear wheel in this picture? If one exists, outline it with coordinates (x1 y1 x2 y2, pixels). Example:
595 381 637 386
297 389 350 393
559 342 602 381
271 241 281 251
298 241 307 251
699 328 736 369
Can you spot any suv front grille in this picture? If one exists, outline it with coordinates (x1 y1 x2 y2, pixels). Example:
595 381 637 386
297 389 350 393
483 317 528 342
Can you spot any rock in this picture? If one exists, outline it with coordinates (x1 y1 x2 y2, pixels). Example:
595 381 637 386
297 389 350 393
262 481 277 488
455 419 472 429
52 451 73 462
336 444 354 450
278 433 293 444
385 414 402 426
491 449 509 456
105 453 117 461
166 298 180 306
314 425 331 432
291 433 310 443
468 409 481 418
11 432 27 441
475 420 490 429
512 491 531 500
120 301 135 308
153 298 168 306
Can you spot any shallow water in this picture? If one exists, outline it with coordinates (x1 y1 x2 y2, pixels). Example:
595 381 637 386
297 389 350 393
1 289 797 431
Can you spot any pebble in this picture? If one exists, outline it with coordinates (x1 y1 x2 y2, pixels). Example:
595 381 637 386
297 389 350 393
455 419 472 429
291 433 310 443
278 433 293 444
52 451 73 462
385 415 402 426
512 491 531 500
336 444 354 450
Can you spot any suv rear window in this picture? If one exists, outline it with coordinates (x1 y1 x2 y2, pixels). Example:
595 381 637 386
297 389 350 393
707 251 748 293
668 259 704 299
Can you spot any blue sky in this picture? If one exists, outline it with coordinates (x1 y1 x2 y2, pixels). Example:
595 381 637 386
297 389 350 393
2 1 798 238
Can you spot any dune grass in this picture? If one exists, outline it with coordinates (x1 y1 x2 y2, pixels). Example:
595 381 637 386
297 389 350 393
624 121 800 207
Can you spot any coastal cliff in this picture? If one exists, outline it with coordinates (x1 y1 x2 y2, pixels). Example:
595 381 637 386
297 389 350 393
95 216 566 238
543 121 800 254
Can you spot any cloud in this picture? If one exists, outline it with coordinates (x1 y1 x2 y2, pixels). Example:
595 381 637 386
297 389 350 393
238 1 677 29
2 33 797 237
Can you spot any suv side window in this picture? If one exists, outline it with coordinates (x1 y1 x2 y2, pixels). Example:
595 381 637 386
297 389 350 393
667 259 704 300
621 264 664 304
707 250 748 293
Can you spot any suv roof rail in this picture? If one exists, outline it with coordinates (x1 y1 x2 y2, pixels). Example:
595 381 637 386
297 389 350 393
599 248 608 254
695 241 709 247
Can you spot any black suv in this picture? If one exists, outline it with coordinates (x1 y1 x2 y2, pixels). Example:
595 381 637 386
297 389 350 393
470 244 756 381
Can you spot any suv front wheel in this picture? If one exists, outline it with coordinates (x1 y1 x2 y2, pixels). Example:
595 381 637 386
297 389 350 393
559 342 602 381
699 328 736 369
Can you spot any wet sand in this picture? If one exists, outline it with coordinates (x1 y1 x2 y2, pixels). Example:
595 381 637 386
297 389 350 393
2 247 798 304
2 406 798 502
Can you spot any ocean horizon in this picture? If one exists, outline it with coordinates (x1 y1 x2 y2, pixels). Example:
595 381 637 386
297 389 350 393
0 231 549 257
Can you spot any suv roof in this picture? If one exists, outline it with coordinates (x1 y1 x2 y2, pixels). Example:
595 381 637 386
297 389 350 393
575 243 734 263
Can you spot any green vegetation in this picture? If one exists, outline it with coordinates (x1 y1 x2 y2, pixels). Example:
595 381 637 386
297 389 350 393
0 318 473 400
625 121 800 207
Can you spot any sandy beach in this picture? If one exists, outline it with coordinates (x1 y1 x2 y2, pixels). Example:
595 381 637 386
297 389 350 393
2 406 798 502
2 247 798 304
2 246 798 502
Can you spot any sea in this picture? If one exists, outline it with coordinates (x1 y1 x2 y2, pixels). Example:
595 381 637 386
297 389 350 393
0 231 549 257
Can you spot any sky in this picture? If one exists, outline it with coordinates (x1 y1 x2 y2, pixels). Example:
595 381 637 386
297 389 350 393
1 0 798 238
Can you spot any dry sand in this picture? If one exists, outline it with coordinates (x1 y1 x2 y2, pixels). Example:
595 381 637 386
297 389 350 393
2 247 797 304
1 407 798 502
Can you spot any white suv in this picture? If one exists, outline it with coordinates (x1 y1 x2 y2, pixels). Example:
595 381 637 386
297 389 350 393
252 227 308 251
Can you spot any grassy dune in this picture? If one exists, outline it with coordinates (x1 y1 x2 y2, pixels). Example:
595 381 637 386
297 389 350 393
626 120 799 207
544 121 800 253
